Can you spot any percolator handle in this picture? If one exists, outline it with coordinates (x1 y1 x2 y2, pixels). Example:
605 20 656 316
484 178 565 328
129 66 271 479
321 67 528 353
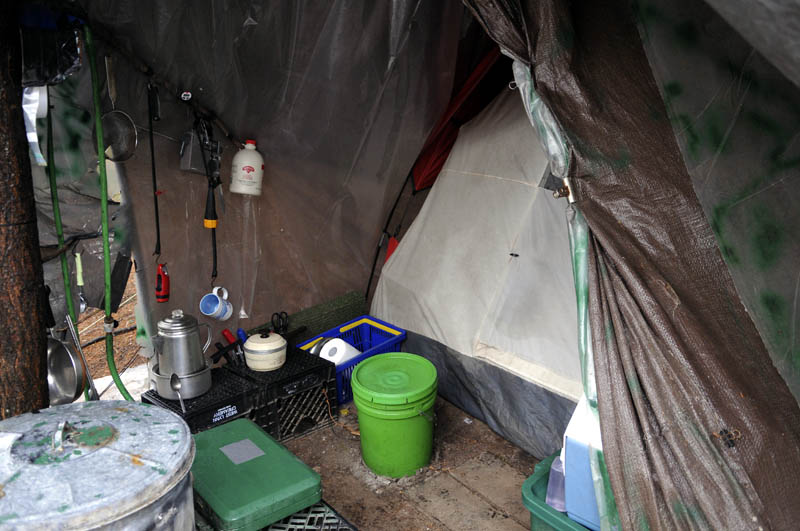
200 323 212 354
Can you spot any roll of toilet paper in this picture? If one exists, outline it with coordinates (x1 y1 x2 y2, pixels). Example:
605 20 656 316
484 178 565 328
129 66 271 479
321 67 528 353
319 338 362 366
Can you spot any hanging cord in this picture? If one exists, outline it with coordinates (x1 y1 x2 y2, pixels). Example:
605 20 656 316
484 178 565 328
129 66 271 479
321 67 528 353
45 87 89 401
322 387 360 437
365 171 412 300
147 81 162 258
85 25 132 401
193 117 219 283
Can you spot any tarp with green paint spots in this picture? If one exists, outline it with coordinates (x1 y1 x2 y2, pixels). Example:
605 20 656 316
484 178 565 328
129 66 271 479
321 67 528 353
465 0 800 528
568 204 620 530
636 0 800 403
32 70 134 328
512 65 620 526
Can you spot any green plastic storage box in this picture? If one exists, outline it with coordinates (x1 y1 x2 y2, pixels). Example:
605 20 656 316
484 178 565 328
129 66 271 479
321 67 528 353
522 452 588 531
192 418 321 530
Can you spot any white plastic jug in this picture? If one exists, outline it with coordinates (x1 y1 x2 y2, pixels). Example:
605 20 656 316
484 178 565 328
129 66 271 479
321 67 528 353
230 139 264 196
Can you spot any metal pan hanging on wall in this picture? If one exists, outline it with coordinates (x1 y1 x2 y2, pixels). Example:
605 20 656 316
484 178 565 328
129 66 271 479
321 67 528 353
47 337 87 405
99 108 138 161
92 55 138 162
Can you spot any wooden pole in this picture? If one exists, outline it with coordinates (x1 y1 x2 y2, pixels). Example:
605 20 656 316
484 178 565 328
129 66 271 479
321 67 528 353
0 4 49 418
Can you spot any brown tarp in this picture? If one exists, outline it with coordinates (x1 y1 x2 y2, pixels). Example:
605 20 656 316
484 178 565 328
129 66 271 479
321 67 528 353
464 0 800 528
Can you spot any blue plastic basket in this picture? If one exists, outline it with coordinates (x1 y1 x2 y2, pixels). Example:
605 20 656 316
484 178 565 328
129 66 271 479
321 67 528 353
297 315 406 403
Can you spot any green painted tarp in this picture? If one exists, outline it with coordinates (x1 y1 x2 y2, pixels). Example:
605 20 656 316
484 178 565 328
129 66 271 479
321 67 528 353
465 0 800 528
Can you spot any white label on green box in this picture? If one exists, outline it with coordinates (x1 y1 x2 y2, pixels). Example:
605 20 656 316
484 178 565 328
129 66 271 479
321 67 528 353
220 438 264 465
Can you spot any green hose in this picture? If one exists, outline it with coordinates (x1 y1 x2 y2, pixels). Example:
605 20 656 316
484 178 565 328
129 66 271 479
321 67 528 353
85 25 133 401
46 88 90 401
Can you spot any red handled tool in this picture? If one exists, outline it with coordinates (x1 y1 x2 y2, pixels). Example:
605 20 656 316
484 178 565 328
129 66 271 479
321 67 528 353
221 329 237 344
155 263 170 302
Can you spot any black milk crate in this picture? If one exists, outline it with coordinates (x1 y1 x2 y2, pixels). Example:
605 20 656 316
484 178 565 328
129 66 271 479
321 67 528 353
141 368 258 433
225 346 338 441
196 500 356 531
267 501 357 530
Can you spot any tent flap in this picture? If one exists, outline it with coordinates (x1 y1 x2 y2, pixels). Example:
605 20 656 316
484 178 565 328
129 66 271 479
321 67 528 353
464 0 800 528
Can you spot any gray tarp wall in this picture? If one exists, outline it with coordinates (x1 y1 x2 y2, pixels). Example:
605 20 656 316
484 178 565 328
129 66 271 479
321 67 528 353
39 1 466 349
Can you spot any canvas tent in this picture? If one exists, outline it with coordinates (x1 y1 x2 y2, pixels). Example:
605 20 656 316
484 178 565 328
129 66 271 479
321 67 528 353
11 0 800 528
373 88 582 457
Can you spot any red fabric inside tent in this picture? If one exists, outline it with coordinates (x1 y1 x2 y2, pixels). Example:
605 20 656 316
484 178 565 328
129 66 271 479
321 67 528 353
412 47 508 191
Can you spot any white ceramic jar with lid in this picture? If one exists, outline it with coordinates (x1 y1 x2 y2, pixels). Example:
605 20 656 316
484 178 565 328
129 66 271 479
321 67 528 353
243 332 287 371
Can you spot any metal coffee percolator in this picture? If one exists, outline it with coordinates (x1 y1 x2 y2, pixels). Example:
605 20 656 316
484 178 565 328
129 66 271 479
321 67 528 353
150 309 212 400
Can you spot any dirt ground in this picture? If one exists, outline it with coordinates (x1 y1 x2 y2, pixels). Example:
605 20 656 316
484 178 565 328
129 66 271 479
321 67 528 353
286 397 539 531
77 274 142 380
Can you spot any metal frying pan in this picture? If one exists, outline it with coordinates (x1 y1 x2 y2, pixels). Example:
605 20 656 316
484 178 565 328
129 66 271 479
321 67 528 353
93 55 138 162
47 337 86 405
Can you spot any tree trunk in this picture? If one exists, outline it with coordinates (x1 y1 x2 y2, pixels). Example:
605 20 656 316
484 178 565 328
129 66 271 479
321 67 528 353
0 4 49 418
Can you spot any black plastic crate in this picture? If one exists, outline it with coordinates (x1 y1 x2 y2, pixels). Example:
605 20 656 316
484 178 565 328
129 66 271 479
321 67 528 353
141 368 258 433
196 501 357 531
267 501 357 530
226 347 338 441
251 374 338 442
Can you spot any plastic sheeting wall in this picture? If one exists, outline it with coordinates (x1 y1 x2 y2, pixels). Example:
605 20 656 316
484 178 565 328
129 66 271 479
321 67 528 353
638 0 800 402
33 70 134 329
52 1 465 347
464 0 800 528
373 88 581 401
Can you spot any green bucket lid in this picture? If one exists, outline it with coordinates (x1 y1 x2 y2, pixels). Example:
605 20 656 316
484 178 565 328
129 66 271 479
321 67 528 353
351 352 437 406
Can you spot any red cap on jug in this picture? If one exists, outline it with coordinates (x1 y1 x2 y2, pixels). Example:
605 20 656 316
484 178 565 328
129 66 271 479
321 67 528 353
245 139 256 145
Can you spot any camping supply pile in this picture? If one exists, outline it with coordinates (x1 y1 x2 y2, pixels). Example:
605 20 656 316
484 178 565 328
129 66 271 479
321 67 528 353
137 312 420 529
143 312 339 442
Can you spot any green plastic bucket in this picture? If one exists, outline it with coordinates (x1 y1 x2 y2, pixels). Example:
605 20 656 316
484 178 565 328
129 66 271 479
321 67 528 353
351 352 438 478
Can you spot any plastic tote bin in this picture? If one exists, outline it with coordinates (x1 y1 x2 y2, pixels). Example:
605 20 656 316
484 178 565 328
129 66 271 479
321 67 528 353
192 418 321 530
351 352 437 478
298 315 406 403
522 452 589 531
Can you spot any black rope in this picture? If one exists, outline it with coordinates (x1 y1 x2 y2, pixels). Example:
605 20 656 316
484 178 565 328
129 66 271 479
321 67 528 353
147 82 161 257
210 226 218 281
81 325 137 348
194 117 219 282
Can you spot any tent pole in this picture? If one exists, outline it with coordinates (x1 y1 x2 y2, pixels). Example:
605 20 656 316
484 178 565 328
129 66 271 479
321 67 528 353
0 5 49 418
365 171 411 300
